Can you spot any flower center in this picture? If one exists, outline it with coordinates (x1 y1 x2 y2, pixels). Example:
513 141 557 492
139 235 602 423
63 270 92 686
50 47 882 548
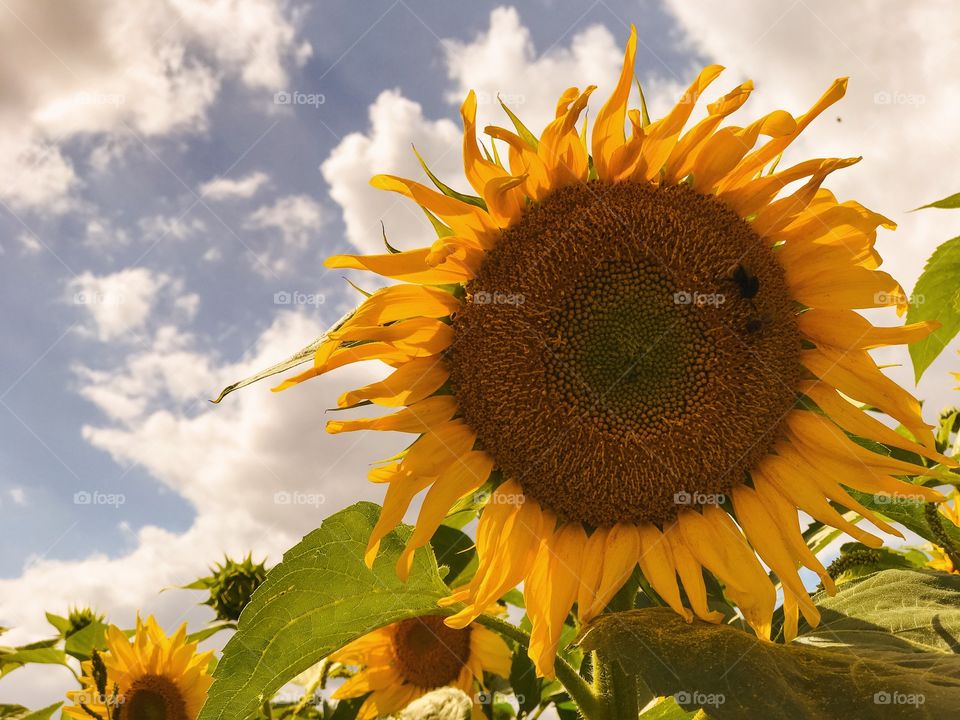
450 180 802 527
392 616 472 689
120 675 188 720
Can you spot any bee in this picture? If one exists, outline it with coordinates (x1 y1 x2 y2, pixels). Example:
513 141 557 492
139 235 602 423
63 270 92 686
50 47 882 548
730 263 760 300
745 316 772 335
726 263 768 335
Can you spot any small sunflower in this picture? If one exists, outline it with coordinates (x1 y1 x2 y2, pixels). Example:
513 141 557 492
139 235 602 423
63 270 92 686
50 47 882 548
928 488 960 574
329 615 511 720
64 616 213 720
278 27 952 675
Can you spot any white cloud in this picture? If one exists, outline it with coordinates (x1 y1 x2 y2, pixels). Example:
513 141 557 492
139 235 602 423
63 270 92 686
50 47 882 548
138 213 207 242
0 0 310 212
68 268 198 342
8 487 27 506
442 7 624 133
17 232 43 255
658 0 960 417
322 9 626 256
322 90 463 254
199 171 270 201
245 194 326 274
0 313 399 709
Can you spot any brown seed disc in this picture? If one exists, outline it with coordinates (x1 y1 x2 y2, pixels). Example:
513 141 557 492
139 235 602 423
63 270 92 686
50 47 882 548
392 616 472 689
449 180 802 527
120 674 189 720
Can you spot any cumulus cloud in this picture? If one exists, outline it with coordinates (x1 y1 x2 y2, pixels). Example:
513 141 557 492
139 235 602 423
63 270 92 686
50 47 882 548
0 313 399 707
321 8 626 256
199 171 270 201
442 7 624 132
68 268 198 342
245 194 326 274
0 0 310 212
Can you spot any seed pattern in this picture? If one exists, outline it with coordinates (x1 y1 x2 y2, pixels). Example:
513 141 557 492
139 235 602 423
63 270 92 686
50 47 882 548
393 616 472 689
450 181 803 527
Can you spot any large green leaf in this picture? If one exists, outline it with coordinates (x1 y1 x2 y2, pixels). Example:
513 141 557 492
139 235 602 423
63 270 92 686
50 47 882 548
198 502 450 720
580 572 960 719
906 235 960 381
804 568 960 653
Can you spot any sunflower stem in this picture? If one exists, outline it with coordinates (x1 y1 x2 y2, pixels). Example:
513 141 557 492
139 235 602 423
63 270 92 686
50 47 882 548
474 613 605 720
590 570 651 718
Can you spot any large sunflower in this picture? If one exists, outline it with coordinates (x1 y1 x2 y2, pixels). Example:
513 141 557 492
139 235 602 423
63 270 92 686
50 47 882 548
278 28 951 676
329 614 511 720
64 616 213 720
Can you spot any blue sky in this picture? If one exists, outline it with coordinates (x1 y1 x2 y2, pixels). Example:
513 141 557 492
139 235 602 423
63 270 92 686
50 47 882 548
1 0 959 708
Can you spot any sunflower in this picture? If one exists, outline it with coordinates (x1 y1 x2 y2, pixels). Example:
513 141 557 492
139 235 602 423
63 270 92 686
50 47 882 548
64 616 213 720
927 488 960 574
329 614 511 720
277 27 952 676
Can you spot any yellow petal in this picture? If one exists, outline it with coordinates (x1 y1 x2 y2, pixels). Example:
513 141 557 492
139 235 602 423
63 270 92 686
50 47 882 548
637 523 693 621
326 394 459 435
324 248 472 284
338 356 450 408
591 25 637 180
397 451 494 579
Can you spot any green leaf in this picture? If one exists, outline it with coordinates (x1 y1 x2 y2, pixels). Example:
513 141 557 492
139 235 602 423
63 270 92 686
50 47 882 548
0 703 63 720
913 191 960 211
430 524 476 587
198 502 449 720
580 601 960 718
186 621 236 645
0 643 68 678
848 489 960 547
806 568 960 653
639 697 702 718
44 613 70 635
906 235 960 381
509 646 540 717
63 620 108 661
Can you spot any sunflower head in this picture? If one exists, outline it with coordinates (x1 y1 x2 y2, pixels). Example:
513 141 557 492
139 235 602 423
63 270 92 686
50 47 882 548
330 614 511 720
64 615 213 720
277 24 952 677
194 554 267 622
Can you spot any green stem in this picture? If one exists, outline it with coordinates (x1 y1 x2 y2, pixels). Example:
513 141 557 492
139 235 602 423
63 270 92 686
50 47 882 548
474 614 605 720
590 570 651 719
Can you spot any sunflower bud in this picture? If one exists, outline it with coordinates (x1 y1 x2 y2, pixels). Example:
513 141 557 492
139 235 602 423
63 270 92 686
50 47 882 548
192 554 268 621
